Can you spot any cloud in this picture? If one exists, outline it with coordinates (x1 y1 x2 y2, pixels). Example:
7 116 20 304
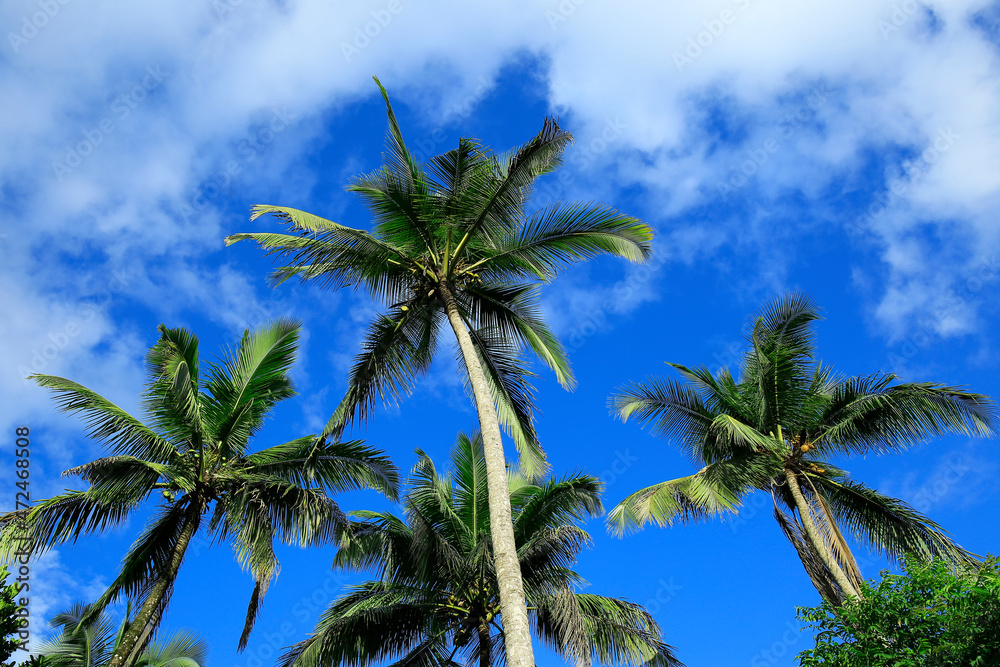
3 0 999 451
24 550 109 651
876 443 1000 515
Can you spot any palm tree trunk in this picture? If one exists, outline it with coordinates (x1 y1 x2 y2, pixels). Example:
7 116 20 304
783 469 861 601
478 623 492 667
438 281 536 667
107 500 203 667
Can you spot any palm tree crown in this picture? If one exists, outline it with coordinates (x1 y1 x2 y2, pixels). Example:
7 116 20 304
227 79 652 475
0 320 399 667
226 77 654 667
281 432 681 667
609 292 995 604
39 602 208 667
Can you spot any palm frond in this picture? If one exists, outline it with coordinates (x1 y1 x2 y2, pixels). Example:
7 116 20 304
63 456 168 501
245 436 399 500
610 376 716 462
535 593 683 667
323 301 441 437
513 476 602 547
815 475 977 565
460 326 546 478
28 375 174 462
449 432 490 537
450 117 573 263
135 629 208 667
815 377 996 456
86 500 198 620
461 282 574 390
607 470 740 535
145 325 204 446
277 582 437 667
203 319 299 458
473 201 652 281
0 489 143 563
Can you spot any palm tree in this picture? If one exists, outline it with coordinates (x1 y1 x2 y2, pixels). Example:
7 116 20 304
226 77 653 667
608 292 996 605
280 431 682 667
0 320 399 667
39 602 207 667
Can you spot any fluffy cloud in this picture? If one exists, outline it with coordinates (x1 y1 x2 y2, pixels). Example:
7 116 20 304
2 0 998 437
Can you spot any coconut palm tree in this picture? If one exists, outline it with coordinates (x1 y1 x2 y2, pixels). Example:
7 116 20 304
608 292 995 605
0 320 399 667
226 77 653 667
280 431 681 667
39 602 207 667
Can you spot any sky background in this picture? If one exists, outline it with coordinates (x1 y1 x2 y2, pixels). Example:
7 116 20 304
2 0 1000 665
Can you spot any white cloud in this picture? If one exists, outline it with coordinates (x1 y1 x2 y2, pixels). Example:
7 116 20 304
3 0 1000 448
24 550 109 651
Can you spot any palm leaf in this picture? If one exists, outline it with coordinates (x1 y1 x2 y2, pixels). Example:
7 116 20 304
245 436 399 500
815 475 977 565
28 375 174 462
0 489 143 563
608 469 741 535
473 201 652 280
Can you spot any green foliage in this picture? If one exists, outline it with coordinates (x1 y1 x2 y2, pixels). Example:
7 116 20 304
609 293 996 605
0 567 25 666
0 568 50 667
796 555 1000 666
0 321 399 662
38 602 208 667
280 432 682 667
227 78 653 478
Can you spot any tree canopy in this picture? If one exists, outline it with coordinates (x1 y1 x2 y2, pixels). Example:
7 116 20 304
797 555 1000 666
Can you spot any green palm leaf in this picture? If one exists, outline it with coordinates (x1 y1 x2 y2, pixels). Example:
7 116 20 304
284 435 682 667
5 321 399 667
609 290 996 606
229 80 655 667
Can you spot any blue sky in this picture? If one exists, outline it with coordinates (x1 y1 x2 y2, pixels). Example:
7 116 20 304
2 1 999 666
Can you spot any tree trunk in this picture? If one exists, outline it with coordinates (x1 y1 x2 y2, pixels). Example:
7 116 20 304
783 468 861 601
478 623 492 667
107 500 203 667
438 281 536 667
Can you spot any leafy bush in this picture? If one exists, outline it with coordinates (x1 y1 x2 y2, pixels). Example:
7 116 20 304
797 555 1000 666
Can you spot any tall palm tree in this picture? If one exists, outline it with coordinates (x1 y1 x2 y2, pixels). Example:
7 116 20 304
226 77 653 667
608 292 995 605
39 602 207 667
281 432 682 667
0 321 399 667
